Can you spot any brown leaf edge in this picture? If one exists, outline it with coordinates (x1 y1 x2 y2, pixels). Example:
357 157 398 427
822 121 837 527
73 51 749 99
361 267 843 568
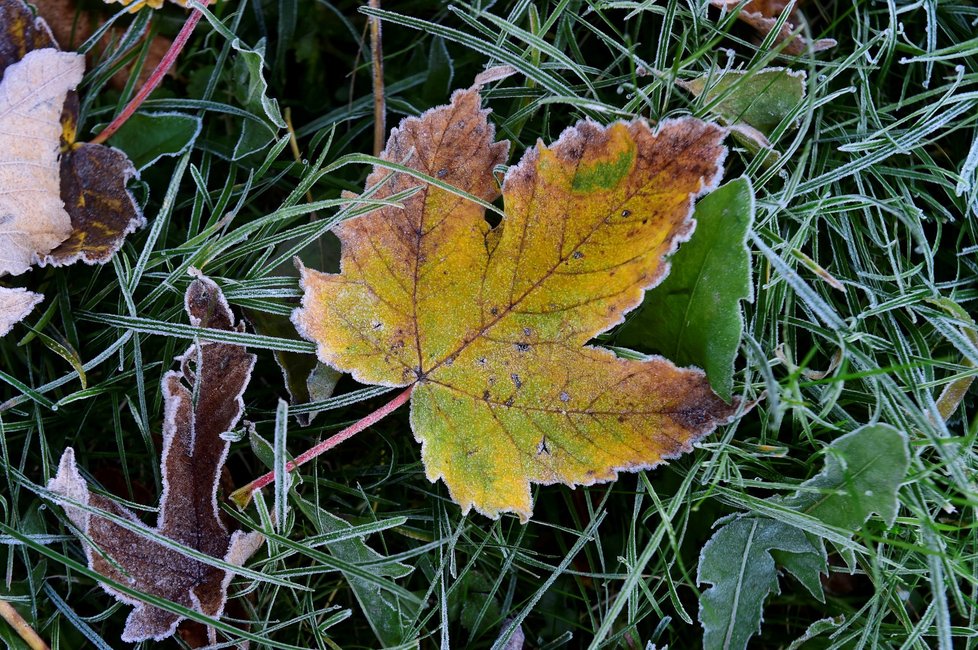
0 0 144 268
711 0 837 55
47 274 263 644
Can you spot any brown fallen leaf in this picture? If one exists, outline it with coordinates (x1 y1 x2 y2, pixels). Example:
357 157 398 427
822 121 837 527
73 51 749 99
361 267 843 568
48 274 263 644
711 0 836 56
50 92 144 265
294 85 738 520
0 48 82 276
0 0 144 336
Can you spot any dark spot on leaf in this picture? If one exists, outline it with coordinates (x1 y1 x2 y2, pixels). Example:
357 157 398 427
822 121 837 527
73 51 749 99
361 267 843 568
537 437 550 456
476 357 487 366
437 168 448 178
504 397 514 407
490 307 499 316
572 251 584 259
511 373 522 389
559 391 570 403
482 390 490 400
515 342 530 352
522 327 532 337
621 209 631 217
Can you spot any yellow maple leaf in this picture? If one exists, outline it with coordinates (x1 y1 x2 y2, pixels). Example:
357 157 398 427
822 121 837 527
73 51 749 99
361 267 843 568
294 87 739 520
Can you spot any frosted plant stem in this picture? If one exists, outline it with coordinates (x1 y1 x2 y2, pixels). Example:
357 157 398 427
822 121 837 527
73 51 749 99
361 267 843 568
0 600 49 650
369 0 385 155
230 385 414 507
89 8 205 146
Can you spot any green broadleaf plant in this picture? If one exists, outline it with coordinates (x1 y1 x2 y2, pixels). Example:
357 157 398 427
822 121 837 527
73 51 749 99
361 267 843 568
697 424 910 649
618 177 754 402
109 112 202 170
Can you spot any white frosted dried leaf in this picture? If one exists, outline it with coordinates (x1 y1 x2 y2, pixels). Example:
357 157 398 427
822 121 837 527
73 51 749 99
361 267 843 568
47 276 262 645
0 287 43 336
0 48 83 276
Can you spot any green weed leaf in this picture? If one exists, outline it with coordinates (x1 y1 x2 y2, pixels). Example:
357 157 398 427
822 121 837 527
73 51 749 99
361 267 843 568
108 112 202 170
293 497 416 647
698 518 824 650
779 424 910 529
618 177 754 401
681 68 806 136
231 38 286 159
698 424 910 648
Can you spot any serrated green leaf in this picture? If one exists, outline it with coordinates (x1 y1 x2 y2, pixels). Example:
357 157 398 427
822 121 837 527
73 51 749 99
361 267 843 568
770 540 826 601
780 423 910 529
618 177 754 401
698 518 824 650
108 112 202 170
231 38 285 160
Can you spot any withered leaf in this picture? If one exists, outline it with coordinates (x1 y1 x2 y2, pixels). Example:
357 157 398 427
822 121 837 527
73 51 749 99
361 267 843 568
50 92 143 266
712 0 836 56
0 48 81 276
0 0 143 272
48 274 263 644
294 85 739 520
0 287 43 337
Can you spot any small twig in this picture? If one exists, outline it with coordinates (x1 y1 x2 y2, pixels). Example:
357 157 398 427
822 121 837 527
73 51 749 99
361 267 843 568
0 600 50 650
368 0 385 155
89 7 205 146
230 385 414 508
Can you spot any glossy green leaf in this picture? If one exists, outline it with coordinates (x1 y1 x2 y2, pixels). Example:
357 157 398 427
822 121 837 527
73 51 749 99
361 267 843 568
618 177 754 402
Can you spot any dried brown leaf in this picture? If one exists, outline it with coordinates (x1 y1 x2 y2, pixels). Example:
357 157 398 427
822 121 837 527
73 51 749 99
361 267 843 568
48 275 262 644
712 0 836 55
0 48 82 276
0 0 143 275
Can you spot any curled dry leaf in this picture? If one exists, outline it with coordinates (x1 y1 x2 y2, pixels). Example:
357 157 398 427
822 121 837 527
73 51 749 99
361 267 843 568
294 86 739 520
48 275 263 644
712 0 836 56
0 0 144 335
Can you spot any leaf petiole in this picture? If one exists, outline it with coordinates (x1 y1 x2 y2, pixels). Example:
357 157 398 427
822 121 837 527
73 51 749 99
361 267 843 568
230 385 415 508
89 6 206 146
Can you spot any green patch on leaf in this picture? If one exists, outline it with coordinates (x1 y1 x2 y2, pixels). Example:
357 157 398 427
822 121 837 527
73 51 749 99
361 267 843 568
571 148 635 191
618 177 754 401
